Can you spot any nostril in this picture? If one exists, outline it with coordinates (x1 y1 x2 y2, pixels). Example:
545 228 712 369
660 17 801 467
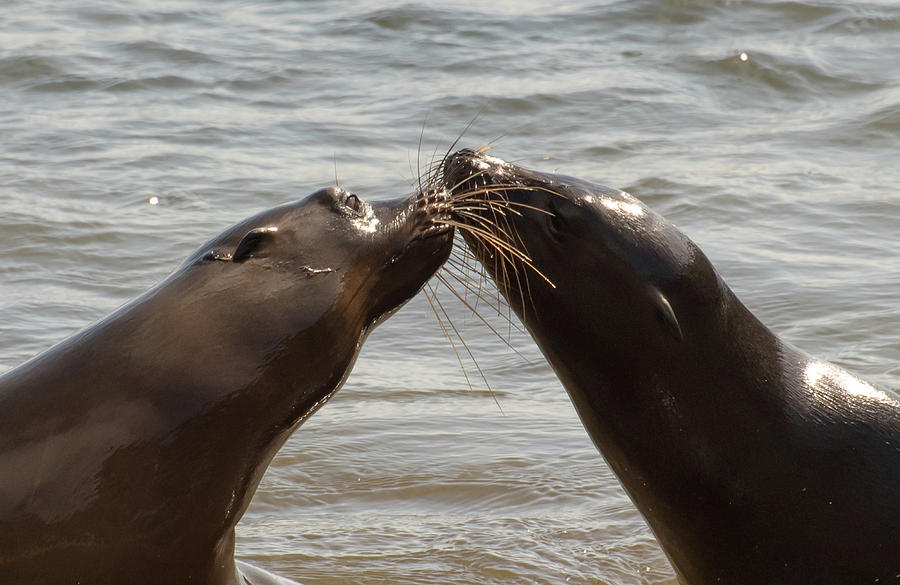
345 194 362 213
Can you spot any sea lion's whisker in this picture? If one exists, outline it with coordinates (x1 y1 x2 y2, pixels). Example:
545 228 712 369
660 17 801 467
444 253 499 297
444 221 555 289
453 200 539 223
423 283 476 392
447 115 480 159
427 279 504 414
443 221 524 261
435 273 530 362
442 260 510 315
453 209 519 244
508 214 539 318
469 237 510 320
427 142 443 192
410 137 555 408
450 232 538 298
462 240 476 308
453 204 518 220
458 237 487 313
448 182 561 311
496 200 555 216
415 115 429 196
452 193 551 220
455 201 514 220
489 203 520 326
442 169 495 195
451 190 562 214
449 183 569 206
455 209 531 299
436 112 482 183
440 258 528 337
443 220 530 264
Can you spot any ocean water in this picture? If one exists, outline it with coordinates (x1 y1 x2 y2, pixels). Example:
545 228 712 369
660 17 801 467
1 1 899 583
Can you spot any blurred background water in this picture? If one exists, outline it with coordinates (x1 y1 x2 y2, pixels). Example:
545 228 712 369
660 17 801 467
1 1 898 583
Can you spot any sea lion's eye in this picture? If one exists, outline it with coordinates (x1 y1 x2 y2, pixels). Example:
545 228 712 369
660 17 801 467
546 199 566 243
344 194 363 214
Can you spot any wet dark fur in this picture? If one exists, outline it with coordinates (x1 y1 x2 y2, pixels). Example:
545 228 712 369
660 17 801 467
0 187 453 585
437 148 900 585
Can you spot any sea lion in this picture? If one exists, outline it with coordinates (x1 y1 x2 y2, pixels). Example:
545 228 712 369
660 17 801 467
0 186 453 585
442 149 900 585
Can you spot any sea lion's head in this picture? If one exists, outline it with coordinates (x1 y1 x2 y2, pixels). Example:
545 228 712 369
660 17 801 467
442 149 728 376
181 186 454 337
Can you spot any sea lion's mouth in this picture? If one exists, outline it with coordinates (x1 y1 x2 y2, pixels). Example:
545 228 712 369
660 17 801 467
436 148 557 300
416 223 454 240
380 187 454 268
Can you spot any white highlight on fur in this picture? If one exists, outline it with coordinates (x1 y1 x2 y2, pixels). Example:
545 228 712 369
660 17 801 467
804 361 898 406
353 215 380 234
599 195 645 218
475 154 507 169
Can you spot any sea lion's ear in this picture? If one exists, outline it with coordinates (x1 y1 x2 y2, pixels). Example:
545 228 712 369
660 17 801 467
650 287 683 341
231 226 279 263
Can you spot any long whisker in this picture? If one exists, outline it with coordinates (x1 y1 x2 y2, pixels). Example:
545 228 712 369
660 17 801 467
442 110 482 168
450 184 566 207
454 209 519 243
443 220 555 289
453 196 555 218
428 279 505 414
443 255 517 321
416 115 428 195
436 272 530 359
417 134 561 408
424 282 473 388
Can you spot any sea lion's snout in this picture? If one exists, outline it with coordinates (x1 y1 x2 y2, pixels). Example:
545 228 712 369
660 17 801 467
412 187 453 240
442 148 481 190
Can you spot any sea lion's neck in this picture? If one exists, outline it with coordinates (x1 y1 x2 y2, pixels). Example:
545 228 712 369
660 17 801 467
0 277 358 584
539 282 799 581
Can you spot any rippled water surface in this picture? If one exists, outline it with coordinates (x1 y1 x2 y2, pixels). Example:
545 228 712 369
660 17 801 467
2 1 899 583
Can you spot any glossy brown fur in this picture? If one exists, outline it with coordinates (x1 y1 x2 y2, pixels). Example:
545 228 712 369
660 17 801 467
444 150 900 585
0 187 453 584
